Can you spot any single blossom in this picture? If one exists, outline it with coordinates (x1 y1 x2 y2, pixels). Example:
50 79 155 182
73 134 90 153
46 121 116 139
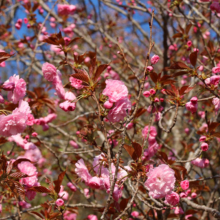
102 79 128 103
151 55 160 64
191 158 209 168
69 77 84 89
17 161 38 187
180 180 189 190
165 191 180 206
213 97 220 111
42 63 57 82
144 164 176 199
75 159 92 183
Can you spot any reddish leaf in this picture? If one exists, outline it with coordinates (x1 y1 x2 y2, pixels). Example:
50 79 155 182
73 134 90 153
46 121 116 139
189 51 197 67
30 212 44 219
54 171 66 194
161 79 176 85
211 132 220 138
172 33 182 38
169 62 190 70
207 40 214 54
120 197 131 211
72 68 90 84
134 108 147 118
172 71 187 77
6 160 13 175
32 2 39 12
132 142 142 159
66 37 81 47
157 151 168 162
170 84 179 96
93 64 109 82
9 172 29 178
123 144 138 160
13 158 32 168
0 137 8 145
0 52 13 63
29 186 51 193
208 122 220 132
149 71 158 83
185 24 192 34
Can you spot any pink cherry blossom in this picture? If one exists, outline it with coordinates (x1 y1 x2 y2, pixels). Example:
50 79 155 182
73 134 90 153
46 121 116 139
69 77 84 89
151 55 160 65
59 101 76 112
212 66 220 74
67 182 77 192
142 126 157 144
191 158 209 168
205 75 220 87
17 161 38 187
84 188 90 198
69 140 79 149
102 79 128 103
75 159 92 182
180 180 189 190
58 4 76 16
87 215 98 220
131 211 139 217
107 98 131 123
0 100 31 137
64 211 77 220
144 164 176 199
42 62 57 82
3 75 26 104
212 97 220 111
165 191 180 206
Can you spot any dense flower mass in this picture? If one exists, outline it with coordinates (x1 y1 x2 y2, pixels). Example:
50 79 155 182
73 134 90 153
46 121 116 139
145 164 176 199
1 0 220 218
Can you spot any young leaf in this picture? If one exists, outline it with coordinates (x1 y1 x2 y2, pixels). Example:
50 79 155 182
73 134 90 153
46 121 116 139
93 64 109 82
54 170 66 194
123 144 138 160
132 142 142 159
29 186 51 193
189 51 197 67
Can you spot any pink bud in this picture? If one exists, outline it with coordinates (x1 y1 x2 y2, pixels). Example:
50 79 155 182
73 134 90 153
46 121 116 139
187 40 192 47
143 91 150 98
15 23 21 30
24 18 28 24
55 199 64 207
147 66 153 72
149 89 156 95
103 100 113 109
199 136 206 142
191 192 197 198
198 65 204 71
201 142 209 151
190 97 198 104
32 132 38 137
154 97 159 102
